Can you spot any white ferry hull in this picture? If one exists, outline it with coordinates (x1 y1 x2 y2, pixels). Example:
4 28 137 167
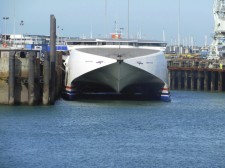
63 47 170 101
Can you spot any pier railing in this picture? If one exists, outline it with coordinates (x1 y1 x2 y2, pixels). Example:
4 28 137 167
167 58 225 71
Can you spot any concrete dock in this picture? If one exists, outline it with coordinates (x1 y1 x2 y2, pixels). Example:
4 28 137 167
0 49 63 105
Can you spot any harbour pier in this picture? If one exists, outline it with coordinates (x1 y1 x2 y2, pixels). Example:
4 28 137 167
0 49 63 105
0 15 63 105
168 59 225 92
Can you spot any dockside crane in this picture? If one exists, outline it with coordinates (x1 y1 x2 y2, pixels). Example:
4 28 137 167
210 0 225 59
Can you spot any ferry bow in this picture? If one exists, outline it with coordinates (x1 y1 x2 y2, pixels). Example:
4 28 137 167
63 38 171 102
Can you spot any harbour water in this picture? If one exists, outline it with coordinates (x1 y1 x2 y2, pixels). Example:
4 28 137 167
1 91 225 168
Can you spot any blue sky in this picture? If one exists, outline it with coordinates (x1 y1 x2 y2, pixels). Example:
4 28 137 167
1 0 214 45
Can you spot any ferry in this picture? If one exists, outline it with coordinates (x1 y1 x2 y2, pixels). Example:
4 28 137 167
63 34 171 101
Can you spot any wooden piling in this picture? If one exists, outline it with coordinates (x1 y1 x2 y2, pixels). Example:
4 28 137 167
211 71 215 92
191 71 195 91
218 72 223 92
171 71 175 90
8 51 15 105
197 71 201 91
178 71 182 90
168 59 225 93
204 71 208 91
184 71 188 90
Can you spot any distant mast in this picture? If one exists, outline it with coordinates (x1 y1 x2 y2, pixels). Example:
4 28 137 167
178 0 181 53
163 30 165 41
105 0 108 38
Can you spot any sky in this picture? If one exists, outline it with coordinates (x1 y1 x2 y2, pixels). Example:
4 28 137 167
1 0 214 46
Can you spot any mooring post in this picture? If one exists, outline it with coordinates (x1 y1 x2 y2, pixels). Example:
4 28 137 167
28 51 35 105
8 51 15 105
49 14 56 105
43 52 50 105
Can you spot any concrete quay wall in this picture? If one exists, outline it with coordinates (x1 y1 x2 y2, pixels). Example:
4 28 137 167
0 50 63 105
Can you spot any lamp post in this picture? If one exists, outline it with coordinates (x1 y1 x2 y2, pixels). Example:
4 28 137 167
57 26 60 45
61 28 63 45
3 17 9 44
20 20 24 46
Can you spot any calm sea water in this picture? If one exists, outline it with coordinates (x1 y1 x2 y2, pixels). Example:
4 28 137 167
0 91 225 168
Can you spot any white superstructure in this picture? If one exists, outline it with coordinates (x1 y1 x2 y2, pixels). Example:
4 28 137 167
63 37 170 101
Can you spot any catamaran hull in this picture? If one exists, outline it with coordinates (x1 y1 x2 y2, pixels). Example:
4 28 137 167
63 48 171 101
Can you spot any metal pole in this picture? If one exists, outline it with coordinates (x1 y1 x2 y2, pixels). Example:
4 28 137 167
61 28 63 45
128 0 130 39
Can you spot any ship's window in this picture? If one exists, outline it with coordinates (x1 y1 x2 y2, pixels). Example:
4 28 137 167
67 42 82 45
106 42 113 45
98 42 107 45
67 42 98 45
120 42 128 45
113 42 120 45
129 42 137 46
